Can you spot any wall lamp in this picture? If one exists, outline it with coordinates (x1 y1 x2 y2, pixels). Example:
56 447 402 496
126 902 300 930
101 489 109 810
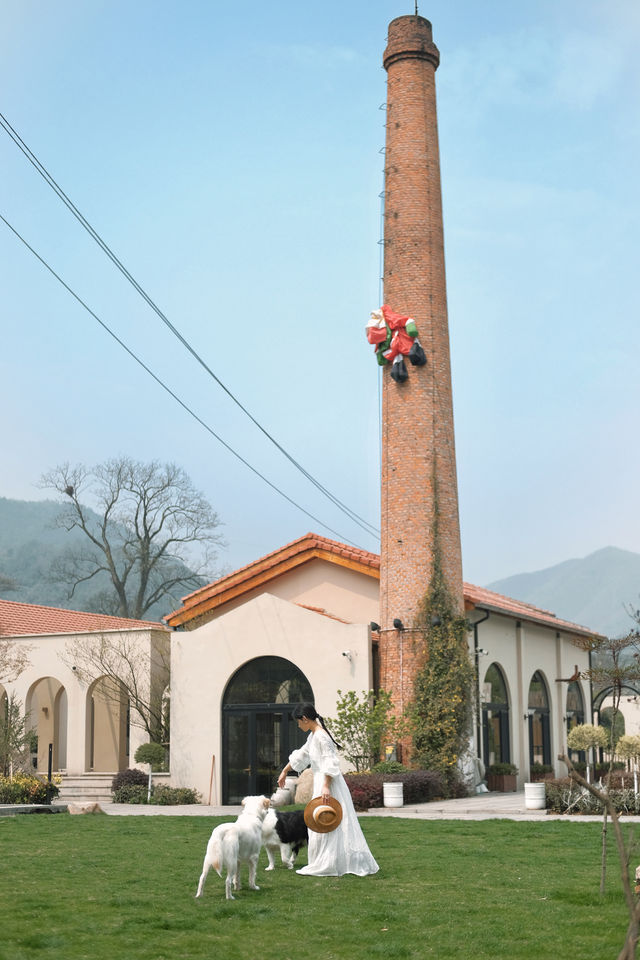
476 648 489 657
370 622 380 633
393 618 404 630
524 708 535 722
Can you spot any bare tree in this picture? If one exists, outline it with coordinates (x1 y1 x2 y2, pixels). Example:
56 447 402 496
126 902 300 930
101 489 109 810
572 630 640 897
560 753 640 960
40 457 224 619
0 573 19 594
62 630 170 744
0 639 30 684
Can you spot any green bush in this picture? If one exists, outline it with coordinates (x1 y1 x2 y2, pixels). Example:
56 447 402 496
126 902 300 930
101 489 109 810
487 762 518 776
371 760 408 774
530 763 553 775
152 785 200 805
111 768 148 794
112 784 148 804
0 772 59 804
345 770 445 810
111 781 201 805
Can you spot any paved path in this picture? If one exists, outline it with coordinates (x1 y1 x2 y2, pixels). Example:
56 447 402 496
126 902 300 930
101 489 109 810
4 790 640 822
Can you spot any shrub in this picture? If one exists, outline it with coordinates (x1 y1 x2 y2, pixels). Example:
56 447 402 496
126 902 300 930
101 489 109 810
112 784 148 804
487 762 518 776
530 763 553 775
111 768 148 794
111 780 201 805
345 770 445 810
152 784 200 805
544 778 640 816
0 772 59 804
371 760 408 775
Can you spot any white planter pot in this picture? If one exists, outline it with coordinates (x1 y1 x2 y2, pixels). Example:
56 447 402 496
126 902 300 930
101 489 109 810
524 781 546 810
383 782 404 808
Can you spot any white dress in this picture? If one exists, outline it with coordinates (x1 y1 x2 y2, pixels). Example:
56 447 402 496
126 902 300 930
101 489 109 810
289 729 379 877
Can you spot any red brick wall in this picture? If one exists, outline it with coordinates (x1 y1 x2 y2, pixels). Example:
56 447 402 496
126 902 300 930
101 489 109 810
379 16 463 713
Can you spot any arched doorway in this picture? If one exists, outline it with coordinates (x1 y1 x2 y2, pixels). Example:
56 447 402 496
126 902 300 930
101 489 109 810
481 663 511 765
222 656 313 804
528 671 551 766
87 676 129 772
25 677 68 772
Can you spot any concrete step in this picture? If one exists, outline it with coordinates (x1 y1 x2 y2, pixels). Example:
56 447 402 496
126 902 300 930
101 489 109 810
56 773 115 803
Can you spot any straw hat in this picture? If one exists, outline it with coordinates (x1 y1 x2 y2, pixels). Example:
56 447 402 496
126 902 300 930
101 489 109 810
304 796 343 833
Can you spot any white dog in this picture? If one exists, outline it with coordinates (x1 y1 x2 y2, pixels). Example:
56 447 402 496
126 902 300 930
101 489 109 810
195 795 270 900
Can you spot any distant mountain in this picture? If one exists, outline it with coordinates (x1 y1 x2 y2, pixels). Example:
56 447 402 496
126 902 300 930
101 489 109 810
487 547 640 638
0 497 204 621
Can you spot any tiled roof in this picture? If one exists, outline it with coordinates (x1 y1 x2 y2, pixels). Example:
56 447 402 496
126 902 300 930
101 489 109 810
463 582 599 638
165 533 380 627
0 598 167 637
165 532 598 638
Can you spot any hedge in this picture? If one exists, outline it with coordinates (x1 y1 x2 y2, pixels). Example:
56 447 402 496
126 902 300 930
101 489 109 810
345 770 446 810
545 777 640 815
0 773 60 804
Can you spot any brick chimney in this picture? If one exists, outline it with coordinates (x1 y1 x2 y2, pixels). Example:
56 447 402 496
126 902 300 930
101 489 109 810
378 15 463 711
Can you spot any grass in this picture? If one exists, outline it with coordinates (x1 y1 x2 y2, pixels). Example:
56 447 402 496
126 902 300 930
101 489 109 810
0 812 633 960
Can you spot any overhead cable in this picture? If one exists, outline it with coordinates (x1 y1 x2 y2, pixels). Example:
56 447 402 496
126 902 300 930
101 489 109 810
0 211 367 548
0 112 380 539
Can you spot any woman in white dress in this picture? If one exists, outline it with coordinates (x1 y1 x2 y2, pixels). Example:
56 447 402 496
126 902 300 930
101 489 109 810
277 703 379 877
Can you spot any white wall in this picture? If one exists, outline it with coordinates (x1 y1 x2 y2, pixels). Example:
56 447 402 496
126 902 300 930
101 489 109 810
170 592 371 801
471 613 591 785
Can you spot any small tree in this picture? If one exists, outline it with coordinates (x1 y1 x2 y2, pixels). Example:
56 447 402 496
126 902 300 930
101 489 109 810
134 742 166 802
561 752 640 960
328 690 405 772
567 724 608 782
616 734 640 788
62 631 170 744
0 693 30 776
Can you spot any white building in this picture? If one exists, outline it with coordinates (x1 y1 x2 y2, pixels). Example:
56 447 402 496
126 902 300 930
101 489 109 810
1 534 599 802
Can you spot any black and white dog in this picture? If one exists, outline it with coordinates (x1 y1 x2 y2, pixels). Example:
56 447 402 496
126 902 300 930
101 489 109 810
262 808 308 870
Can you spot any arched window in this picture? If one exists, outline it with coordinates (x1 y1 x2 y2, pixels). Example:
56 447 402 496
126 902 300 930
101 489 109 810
224 657 313 706
528 671 551 766
481 663 511 766
222 657 313 804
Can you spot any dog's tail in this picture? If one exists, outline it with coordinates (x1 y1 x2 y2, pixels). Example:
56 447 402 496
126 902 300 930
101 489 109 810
221 828 239 873
209 823 231 876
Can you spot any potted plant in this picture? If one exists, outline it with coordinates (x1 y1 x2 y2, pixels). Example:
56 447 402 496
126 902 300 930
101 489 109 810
530 762 554 782
486 762 518 792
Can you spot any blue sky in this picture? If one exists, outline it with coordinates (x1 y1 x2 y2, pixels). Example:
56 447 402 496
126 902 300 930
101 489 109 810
1 0 638 587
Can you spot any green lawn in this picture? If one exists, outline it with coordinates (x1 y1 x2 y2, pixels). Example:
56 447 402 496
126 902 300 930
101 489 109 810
0 813 631 960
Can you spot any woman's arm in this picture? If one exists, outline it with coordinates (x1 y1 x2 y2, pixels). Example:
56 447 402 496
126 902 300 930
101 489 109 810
321 774 332 801
277 762 293 788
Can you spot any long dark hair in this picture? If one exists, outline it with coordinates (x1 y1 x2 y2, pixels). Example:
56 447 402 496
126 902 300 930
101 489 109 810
293 702 342 750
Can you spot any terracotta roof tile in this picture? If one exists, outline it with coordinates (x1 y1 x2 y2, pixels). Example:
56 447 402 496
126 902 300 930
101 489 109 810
165 533 380 625
0 598 167 637
164 532 599 638
463 582 599 637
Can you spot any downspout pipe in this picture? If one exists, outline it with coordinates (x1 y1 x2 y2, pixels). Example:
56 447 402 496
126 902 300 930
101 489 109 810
471 609 490 762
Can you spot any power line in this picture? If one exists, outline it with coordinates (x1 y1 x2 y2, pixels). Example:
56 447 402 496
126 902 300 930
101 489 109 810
0 210 370 548
0 112 380 540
